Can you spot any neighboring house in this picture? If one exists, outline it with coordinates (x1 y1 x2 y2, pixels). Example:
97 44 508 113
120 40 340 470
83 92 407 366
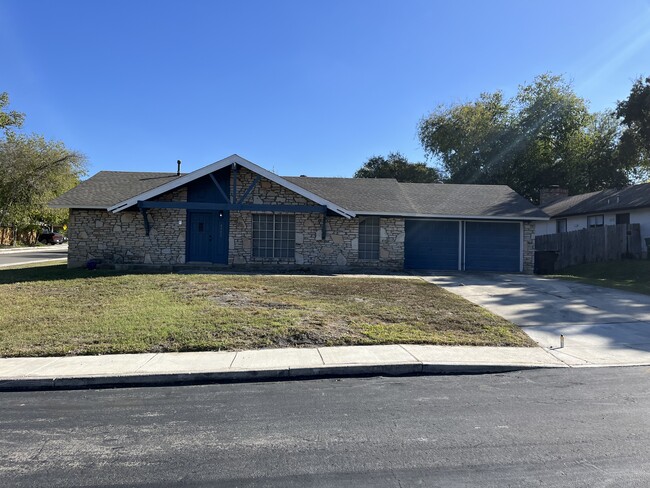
49 154 547 273
536 183 650 257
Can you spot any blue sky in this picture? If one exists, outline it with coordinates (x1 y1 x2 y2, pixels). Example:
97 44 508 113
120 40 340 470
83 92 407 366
1 0 649 177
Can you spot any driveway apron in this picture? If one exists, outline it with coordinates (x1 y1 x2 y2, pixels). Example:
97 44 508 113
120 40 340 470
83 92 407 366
417 272 650 367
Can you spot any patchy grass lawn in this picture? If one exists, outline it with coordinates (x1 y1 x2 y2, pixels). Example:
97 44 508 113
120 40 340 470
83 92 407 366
548 260 650 296
0 263 533 357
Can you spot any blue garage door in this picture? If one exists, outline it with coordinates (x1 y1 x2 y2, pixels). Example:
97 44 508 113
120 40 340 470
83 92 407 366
405 220 459 270
464 222 520 272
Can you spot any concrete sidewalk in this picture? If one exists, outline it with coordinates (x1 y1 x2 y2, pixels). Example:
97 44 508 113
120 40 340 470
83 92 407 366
0 344 569 391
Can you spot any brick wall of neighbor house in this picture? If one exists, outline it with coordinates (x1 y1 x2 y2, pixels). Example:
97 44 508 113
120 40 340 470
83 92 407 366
523 221 535 274
229 168 405 268
68 187 187 267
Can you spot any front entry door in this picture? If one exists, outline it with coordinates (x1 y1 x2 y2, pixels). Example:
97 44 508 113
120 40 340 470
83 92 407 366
187 211 229 264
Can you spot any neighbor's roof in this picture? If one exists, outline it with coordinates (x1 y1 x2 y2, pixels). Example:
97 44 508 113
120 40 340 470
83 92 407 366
284 177 548 220
541 183 650 218
48 171 183 209
50 154 548 220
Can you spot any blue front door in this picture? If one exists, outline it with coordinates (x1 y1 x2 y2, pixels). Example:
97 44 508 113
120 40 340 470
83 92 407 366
187 211 229 264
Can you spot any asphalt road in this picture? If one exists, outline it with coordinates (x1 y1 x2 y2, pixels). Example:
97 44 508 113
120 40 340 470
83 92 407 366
0 245 67 267
2 368 650 487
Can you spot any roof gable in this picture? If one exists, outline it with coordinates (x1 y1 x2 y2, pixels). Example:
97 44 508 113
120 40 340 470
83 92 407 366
107 154 355 217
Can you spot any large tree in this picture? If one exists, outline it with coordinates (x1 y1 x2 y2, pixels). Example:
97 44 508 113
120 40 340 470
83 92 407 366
354 152 441 183
0 133 86 231
0 94 86 240
616 76 650 176
418 74 640 202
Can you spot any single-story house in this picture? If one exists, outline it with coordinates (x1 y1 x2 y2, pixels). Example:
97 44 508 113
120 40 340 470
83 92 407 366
49 154 548 273
535 183 650 257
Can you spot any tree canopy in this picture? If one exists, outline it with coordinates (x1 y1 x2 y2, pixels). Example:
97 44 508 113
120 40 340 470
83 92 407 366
354 152 441 183
0 92 24 134
0 93 86 238
417 74 644 202
616 76 650 172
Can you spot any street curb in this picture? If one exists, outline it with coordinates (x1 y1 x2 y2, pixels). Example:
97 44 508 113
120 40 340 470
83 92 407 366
0 362 559 392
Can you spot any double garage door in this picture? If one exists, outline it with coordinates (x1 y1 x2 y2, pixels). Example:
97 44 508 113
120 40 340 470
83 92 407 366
404 220 521 272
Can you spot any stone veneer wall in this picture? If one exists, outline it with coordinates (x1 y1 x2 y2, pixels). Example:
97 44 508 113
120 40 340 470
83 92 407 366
68 187 187 267
229 167 405 268
523 221 535 274
68 166 530 272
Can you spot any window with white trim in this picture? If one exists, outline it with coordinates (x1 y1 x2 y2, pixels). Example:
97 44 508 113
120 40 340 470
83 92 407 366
252 214 295 258
358 216 380 260
587 215 604 228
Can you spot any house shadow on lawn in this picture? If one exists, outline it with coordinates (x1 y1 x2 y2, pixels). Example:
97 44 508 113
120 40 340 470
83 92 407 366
0 263 148 285
0 262 412 285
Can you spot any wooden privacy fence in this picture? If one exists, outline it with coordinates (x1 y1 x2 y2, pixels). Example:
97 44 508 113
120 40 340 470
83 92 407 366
535 223 642 271
0 227 39 246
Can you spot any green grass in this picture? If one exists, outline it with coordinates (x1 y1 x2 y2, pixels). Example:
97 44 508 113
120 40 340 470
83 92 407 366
0 263 533 357
548 260 650 296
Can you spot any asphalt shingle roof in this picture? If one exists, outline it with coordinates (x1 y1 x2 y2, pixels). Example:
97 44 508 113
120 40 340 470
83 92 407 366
285 177 547 218
50 170 547 219
541 183 650 217
283 177 407 213
49 171 183 208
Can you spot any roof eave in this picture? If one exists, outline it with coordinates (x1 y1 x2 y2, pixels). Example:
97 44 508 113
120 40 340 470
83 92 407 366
49 204 110 210
354 211 549 221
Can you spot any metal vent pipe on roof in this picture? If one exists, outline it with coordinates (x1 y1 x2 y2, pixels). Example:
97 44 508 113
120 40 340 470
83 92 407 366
177 160 181 176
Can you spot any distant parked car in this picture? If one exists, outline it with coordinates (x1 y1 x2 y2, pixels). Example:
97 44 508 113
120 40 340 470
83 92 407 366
38 232 65 245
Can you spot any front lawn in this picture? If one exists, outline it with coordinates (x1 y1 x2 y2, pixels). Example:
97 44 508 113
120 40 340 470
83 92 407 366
0 263 532 357
548 259 650 296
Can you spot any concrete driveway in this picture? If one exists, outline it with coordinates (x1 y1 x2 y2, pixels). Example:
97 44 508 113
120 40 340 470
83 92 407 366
418 272 650 367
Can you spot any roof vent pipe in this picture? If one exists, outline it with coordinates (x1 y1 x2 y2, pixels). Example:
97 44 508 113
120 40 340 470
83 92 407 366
177 160 181 176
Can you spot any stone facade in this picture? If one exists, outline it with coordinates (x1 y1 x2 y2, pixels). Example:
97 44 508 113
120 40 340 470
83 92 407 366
228 167 404 268
523 220 535 274
68 188 187 268
67 166 531 273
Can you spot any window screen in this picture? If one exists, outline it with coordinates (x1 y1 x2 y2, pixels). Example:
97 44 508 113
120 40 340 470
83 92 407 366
252 214 295 259
358 217 380 260
556 219 567 233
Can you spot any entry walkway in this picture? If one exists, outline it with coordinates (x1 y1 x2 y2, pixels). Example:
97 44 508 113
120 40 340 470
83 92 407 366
418 272 650 366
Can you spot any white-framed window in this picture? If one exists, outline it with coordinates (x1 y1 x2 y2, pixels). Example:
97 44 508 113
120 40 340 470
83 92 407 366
358 216 380 260
587 215 604 228
556 219 567 233
252 214 295 258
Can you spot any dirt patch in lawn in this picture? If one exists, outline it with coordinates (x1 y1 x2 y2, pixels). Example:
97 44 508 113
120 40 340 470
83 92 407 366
0 263 534 357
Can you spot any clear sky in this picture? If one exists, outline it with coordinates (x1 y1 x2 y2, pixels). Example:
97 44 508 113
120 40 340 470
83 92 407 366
1 0 649 178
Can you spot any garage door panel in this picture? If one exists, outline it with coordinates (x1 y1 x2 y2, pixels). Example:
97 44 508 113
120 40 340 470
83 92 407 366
405 220 459 270
465 222 520 272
